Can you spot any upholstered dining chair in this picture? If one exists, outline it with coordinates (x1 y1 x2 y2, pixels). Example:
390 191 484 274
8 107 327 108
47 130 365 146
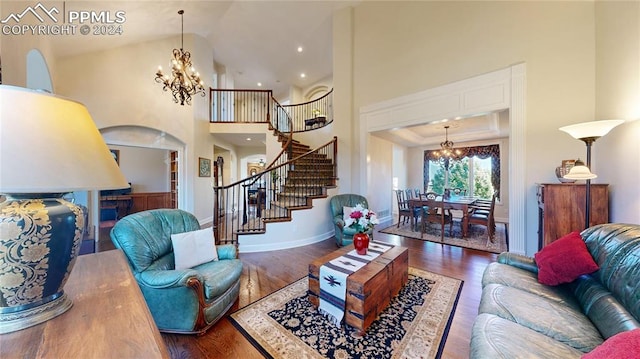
110 208 243 335
330 193 374 247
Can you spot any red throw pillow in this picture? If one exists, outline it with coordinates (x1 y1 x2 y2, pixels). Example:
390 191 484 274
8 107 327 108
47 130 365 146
582 329 640 359
534 231 599 286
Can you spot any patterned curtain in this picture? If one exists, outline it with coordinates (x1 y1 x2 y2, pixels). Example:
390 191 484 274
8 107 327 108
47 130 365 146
423 144 500 198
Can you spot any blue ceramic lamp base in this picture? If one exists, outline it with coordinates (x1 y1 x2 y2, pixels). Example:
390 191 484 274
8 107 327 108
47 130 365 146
0 194 84 334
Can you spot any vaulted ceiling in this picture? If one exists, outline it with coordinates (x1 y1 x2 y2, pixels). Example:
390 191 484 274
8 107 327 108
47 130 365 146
30 0 507 148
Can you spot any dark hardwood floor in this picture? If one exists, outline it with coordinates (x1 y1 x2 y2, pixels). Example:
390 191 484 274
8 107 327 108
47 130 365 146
96 224 497 359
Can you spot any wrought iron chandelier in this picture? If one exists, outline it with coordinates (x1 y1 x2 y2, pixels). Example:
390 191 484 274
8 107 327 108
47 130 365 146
155 10 205 106
436 125 462 159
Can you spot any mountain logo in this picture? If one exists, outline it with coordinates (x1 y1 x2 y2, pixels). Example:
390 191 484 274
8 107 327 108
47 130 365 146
1 2 60 24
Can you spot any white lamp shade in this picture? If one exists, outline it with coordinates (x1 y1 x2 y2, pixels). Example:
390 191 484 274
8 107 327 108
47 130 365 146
0 85 129 193
563 165 597 180
559 119 624 140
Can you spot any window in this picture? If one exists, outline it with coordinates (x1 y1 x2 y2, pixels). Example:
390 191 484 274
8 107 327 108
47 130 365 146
423 144 500 200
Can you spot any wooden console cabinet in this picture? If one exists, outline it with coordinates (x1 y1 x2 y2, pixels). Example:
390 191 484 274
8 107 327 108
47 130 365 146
0 250 169 358
537 183 609 249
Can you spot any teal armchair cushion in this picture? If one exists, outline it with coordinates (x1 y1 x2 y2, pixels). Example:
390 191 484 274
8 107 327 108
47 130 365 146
329 194 374 247
111 208 242 334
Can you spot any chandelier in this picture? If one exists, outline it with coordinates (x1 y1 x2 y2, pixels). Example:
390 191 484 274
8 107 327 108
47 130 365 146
155 10 205 106
435 125 462 159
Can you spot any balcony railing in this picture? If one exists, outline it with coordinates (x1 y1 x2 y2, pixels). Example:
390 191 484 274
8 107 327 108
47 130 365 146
281 89 333 132
209 88 333 133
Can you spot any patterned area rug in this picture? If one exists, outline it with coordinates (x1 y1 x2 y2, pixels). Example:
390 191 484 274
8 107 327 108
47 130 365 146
379 220 508 254
229 267 463 359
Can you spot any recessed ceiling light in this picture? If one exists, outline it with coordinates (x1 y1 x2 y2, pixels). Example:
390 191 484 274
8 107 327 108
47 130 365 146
257 82 262 87
300 73 306 78
297 46 303 53
246 137 251 141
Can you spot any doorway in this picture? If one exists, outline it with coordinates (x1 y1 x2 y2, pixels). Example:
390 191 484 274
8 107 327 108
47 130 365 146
360 64 526 254
97 125 186 248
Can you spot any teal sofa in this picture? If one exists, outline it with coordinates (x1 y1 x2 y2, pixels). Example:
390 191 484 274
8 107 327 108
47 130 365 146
471 223 640 357
329 194 374 247
110 209 243 335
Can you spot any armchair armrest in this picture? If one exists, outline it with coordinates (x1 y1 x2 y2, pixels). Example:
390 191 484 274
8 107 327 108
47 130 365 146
334 216 345 229
138 269 203 289
497 252 538 274
216 244 237 259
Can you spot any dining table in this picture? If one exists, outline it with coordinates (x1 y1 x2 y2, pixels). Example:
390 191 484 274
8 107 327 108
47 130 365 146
408 196 478 238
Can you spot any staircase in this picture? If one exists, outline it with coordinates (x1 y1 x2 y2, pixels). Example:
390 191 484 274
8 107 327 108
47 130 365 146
209 88 336 247
213 134 338 246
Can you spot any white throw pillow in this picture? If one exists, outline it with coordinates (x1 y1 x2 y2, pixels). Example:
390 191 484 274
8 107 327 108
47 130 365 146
171 228 218 270
343 206 354 222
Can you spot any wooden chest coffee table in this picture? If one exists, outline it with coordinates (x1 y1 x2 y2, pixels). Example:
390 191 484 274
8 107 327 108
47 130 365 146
308 244 409 334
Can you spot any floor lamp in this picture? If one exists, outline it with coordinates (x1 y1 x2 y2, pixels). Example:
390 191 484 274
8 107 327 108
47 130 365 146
559 119 624 229
0 85 129 333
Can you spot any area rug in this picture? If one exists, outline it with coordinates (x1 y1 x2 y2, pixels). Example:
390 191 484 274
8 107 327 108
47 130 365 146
379 221 507 254
229 267 463 359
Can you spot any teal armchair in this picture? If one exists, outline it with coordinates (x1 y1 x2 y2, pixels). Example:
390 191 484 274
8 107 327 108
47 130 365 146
110 209 242 335
330 194 374 247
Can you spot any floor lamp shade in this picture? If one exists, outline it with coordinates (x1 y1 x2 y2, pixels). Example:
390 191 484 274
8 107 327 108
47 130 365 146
559 119 624 141
559 119 623 229
0 85 129 333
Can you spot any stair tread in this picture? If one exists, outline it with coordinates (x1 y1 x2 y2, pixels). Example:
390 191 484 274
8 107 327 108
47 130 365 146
216 130 336 243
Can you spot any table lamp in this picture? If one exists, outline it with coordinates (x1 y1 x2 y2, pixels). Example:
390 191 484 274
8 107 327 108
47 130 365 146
559 119 623 229
0 85 129 333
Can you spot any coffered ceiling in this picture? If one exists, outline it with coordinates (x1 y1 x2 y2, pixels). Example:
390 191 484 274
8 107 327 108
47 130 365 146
371 111 510 148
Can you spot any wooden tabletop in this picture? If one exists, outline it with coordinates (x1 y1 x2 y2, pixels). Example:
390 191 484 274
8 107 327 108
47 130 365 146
0 250 169 359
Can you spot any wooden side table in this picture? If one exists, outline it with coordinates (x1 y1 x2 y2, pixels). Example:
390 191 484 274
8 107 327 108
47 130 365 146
0 250 169 359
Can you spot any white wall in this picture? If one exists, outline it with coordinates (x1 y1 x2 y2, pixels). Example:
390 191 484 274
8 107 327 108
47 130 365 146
593 1 640 224
109 145 169 193
332 6 355 194
0 2 57 88
342 1 599 255
366 134 394 223
52 34 217 224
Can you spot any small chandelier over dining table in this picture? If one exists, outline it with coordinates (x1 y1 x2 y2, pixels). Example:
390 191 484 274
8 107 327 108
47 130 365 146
154 10 205 106
435 125 462 159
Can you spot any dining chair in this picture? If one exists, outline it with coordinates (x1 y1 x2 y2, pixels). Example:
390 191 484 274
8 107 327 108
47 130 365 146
421 196 453 241
451 188 467 196
468 191 497 242
469 190 499 215
396 190 422 228
405 189 415 200
395 189 411 227
422 191 438 200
